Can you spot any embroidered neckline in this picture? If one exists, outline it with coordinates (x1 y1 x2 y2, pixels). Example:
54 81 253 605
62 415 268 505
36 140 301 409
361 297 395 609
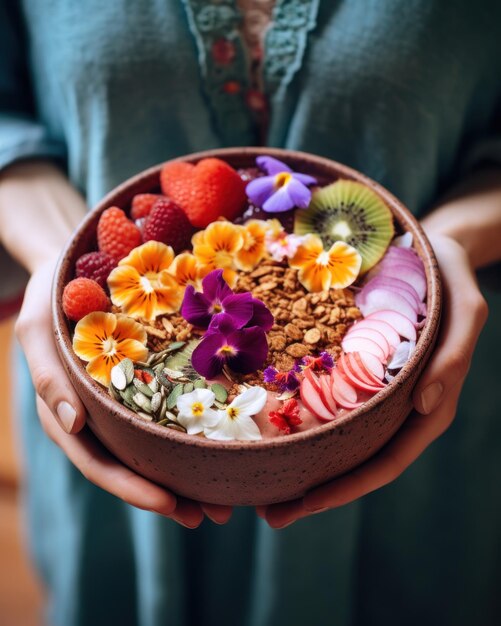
181 0 319 145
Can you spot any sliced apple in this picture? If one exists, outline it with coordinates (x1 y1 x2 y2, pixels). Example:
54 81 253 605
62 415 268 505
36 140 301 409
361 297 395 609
300 376 337 421
304 367 321 392
347 319 400 350
319 374 339 415
330 369 362 409
344 353 385 391
344 327 390 360
365 310 417 341
353 351 385 381
374 263 426 300
356 287 418 323
342 335 386 362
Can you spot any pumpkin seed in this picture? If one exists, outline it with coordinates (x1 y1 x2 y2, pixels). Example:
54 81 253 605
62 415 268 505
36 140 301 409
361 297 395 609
210 383 228 403
165 423 187 433
148 378 159 394
133 393 152 413
136 411 153 422
193 379 206 389
151 392 162 413
111 365 128 391
167 383 185 409
133 379 154 398
183 382 194 394
168 341 186 351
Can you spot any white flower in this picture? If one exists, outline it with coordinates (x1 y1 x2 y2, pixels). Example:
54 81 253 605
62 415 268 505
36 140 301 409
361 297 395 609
176 388 219 435
204 386 266 441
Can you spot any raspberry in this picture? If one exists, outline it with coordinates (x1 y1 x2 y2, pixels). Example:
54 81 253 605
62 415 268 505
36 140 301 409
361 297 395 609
160 158 247 227
75 251 117 288
62 278 111 322
130 193 165 220
97 207 142 262
142 198 194 253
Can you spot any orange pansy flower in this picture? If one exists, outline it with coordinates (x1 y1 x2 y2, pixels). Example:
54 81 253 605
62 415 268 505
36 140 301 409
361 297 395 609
289 234 362 292
108 241 182 320
235 220 268 271
168 253 203 291
192 221 244 288
73 312 148 386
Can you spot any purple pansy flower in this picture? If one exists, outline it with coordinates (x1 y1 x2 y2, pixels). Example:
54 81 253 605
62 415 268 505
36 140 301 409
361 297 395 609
246 156 317 213
191 314 268 379
181 269 273 331
263 365 300 392
294 351 334 373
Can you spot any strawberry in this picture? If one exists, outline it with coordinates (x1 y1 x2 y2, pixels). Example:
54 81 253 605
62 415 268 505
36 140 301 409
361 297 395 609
62 278 110 322
160 158 247 227
142 198 194 253
130 193 165 220
97 207 142 263
75 251 116 288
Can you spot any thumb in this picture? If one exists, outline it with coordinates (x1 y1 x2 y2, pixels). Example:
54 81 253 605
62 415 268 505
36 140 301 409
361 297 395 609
413 236 488 415
15 261 87 433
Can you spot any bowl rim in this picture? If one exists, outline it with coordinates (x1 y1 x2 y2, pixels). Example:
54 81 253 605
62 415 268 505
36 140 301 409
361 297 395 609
52 147 441 451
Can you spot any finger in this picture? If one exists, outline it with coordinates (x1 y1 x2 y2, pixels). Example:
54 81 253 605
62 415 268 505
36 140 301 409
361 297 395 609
38 398 178 517
16 261 87 433
255 505 267 519
303 383 462 514
172 498 205 528
413 237 488 415
201 503 233 525
264 498 305 529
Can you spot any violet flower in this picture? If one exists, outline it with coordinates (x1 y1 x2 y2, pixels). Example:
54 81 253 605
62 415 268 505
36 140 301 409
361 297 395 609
263 365 300 392
191 314 268 379
181 269 273 331
246 156 317 213
295 352 334 373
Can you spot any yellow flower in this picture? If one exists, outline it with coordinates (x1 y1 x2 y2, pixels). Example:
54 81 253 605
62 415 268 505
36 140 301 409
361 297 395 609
289 234 362 292
192 221 244 288
235 220 268 271
73 312 148 386
108 241 182 320
168 253 202 291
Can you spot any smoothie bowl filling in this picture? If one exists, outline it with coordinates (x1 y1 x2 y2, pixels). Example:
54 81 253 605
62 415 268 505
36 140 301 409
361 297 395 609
61 155 428 442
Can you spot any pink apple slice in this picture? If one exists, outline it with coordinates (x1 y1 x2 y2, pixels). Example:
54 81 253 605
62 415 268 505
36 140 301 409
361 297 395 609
353 351 385 381
356 288 418 322
341 354 385 393
365 310 417 341
330 370 363 409
347 319 400 350
361 276 421 309
304 367 321 392
383 246 423 267
319 374 339 415
345 353 385 388
374 263 426 300
344 327 390 359
300 377 337 421
342 335 387 362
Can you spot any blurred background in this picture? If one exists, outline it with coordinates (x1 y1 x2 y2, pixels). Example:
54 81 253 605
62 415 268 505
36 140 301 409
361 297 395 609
0 318 45 625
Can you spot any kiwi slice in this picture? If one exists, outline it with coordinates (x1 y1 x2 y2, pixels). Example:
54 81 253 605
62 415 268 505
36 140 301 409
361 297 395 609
294 180 394 274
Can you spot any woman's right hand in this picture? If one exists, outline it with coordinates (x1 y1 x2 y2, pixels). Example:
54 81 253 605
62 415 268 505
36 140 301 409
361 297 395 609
3 161 231 527
15 259 236 527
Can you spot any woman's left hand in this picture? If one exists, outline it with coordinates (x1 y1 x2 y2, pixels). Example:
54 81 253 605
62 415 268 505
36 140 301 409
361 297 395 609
258 233 488 528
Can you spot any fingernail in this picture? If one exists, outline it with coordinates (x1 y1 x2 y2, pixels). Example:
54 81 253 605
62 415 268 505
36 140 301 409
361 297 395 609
420 382 443 414
56 401 76 433
304 502 328 513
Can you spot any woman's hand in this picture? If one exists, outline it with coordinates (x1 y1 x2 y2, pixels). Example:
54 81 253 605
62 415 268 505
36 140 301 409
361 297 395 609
258 234 488 528
3 161 232 527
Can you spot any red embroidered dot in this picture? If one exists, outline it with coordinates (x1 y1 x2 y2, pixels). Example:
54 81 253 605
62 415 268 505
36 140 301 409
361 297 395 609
211 38 236 65
223 81 242 94
245 89 268 112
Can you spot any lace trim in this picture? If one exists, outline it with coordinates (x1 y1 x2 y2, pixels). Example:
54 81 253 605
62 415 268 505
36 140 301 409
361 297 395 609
264 0 320 98
181 0 319 145
181 0 256 145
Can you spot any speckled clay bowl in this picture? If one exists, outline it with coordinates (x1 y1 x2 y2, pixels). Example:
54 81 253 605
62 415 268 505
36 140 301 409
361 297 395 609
52 148 441 506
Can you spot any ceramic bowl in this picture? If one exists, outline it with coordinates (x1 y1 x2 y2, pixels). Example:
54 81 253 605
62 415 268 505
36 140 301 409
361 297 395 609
52 147 441 506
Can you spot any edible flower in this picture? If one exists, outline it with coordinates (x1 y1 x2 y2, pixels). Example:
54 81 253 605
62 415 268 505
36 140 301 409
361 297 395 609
264 218 305 261
176 388 220 435
108 241 182 320
73 312 148 386
235 220 268 270
263 365 300 392
192 221 244 288
295 351 334 373
289 234 362 292
191 314 268 379
181 269 273 331
246 156 316 213
168 253 203 292
204 387 266 441
268 398 302 435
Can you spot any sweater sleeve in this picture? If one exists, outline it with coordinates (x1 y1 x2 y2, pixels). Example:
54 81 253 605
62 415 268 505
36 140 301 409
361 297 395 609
0 0 66 319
